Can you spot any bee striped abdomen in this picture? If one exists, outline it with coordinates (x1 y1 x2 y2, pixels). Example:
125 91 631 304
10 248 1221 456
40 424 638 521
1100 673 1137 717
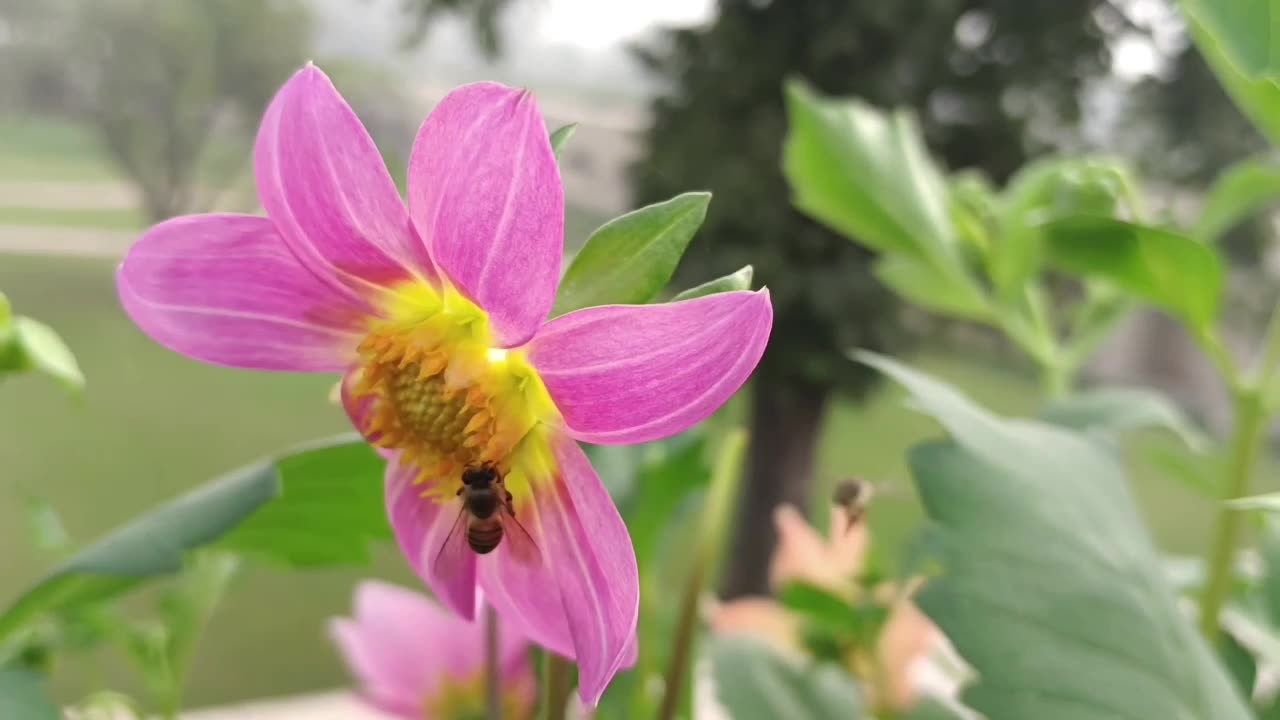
467 521 504 554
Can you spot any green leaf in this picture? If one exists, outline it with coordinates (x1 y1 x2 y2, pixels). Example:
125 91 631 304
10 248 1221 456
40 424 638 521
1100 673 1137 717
161 552 239 699
858 351 1253 719
550 123 578 159
873 255 991 320
906 698 974 720
1038 387 1208 452
1041 216 1223 332
709 635 864 720
21 493 72 554
1191 15 1280 147
1194 157 1280 242
671 265 755 302
553 192 711 315
992 157 1129 298
0 460 277 651
1220 628 1257 699
624 435 710 573
13 316 84 392
1260 516 1280 626
1182 0 1280 81
1225 492 1280 511
0 669 59 720
783 81 956 263
218 435 391 566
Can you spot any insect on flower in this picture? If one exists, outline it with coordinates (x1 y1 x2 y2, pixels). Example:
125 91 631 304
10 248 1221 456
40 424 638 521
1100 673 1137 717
117 63 773 704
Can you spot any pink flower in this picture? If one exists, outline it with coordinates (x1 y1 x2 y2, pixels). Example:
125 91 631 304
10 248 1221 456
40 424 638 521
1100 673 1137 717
331 581 536 719
117 64 772 704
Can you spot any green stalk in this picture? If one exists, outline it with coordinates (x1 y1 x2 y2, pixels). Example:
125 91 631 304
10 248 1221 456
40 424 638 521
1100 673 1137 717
1199 387 1267 641
486 605 502 720
540 654 572 720
655 429 747 720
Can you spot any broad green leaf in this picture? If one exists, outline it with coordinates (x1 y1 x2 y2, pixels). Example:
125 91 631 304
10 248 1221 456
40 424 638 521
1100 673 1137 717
1261 516 1280 626
671 265 754 302
1194 157 1280 242
553 192 711 315
907 698 973 720
992 157 1128 297
550 123 578 158
873 256 991 321
1041 216 1223 332
0 669 59 720
949 170 998 255
12 316 83 392
0 461 277 650
1182 0 1280 81
783 81 956 263
625 436 710 573
1038 387 1208 452
1192 16 1280 146
218 435 391 566
859 352 1253 719
709 635 864 720
1226 492 1280 511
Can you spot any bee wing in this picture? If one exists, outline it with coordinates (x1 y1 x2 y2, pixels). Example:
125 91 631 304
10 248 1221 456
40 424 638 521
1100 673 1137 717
500 505 543 567
433 502 472 577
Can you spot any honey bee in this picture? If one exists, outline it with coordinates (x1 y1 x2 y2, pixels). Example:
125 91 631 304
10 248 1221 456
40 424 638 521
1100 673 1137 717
435 462 540 570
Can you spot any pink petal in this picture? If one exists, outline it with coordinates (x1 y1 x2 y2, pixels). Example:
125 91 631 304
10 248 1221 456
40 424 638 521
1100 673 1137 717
407 82 563 347
385 454 479 619
118 214 363 371
479 437 638 706
528 290 773 444
331 581 481 716
254 64 435 301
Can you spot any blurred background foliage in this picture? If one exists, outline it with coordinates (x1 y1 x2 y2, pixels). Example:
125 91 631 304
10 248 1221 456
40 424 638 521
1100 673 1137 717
2 0 1280 711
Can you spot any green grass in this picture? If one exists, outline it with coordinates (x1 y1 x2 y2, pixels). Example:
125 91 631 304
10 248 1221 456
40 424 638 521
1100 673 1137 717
0 118 121 183
0 206 145 230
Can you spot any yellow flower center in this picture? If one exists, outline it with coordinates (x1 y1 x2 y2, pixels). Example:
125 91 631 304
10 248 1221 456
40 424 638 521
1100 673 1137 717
350 283 558 501
424 671 532 720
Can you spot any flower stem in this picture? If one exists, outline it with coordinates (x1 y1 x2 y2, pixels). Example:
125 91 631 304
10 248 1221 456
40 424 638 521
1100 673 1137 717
1199 387 1267 641
486 604 502 720
656 429 748 720
541 653 571 720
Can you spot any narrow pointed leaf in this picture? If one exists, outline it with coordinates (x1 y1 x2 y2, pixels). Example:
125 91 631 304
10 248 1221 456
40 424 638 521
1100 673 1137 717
13 316 83 392
550 123 578 158
553 192 711 315
1226 493 1280 512
0 460 279 648
672 265 754 302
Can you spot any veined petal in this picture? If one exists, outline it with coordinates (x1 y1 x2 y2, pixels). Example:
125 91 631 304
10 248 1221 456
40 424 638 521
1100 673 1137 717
528 290 773 444
480 436 638 706
386 454 479 619
254 64 435 301
118 214 363 371
407 82 563 347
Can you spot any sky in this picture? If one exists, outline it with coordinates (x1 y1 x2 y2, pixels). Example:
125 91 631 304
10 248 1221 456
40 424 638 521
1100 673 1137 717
534 0 713 50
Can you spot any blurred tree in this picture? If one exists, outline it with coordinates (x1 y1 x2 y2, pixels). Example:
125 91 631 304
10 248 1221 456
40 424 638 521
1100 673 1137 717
393 0 513 59
70 0 311 220
631 0 1122 597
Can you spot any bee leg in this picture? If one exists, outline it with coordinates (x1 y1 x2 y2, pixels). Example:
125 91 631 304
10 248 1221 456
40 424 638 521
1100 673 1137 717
456 486 464 496
504 490 516 516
